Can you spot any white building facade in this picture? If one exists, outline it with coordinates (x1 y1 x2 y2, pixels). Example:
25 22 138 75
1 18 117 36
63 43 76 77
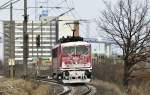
14 20 57 64
3 16 75 65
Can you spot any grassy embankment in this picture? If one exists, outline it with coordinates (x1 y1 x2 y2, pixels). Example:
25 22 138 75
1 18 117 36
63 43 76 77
92 61 150 95
0 78 50 95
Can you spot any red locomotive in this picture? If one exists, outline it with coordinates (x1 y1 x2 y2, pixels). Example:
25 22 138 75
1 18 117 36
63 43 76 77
52 37 92 83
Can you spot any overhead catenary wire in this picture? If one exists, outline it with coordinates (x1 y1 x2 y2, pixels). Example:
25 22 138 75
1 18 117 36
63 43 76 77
69 0 79 18
47 0 73 17
71 0 81 19
54 0 66 7
0 0 75 31
64 0 76 18
28 6 72 9
0 0 12 8
64 0 89 35
50 8 59 16
34 0 74 18
30 8 74 31
0 0 22 9
0 6 72 12
1 8 23 10
49 8 55 16
68 0 74 8
56 8 64 14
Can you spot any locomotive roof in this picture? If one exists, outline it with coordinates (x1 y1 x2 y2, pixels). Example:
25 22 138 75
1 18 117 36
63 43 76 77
52 41 90 49
61 41 90 47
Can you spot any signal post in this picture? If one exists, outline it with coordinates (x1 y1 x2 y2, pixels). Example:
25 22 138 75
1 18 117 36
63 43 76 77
36 35 40 76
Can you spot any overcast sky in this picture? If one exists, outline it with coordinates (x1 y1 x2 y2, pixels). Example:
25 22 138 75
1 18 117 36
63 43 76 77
0 0 112 34
0 0 145 61
1 0 146 60
0 0 110 60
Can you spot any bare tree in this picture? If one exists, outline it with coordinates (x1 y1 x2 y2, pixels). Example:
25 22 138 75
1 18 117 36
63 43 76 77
98 0 150 86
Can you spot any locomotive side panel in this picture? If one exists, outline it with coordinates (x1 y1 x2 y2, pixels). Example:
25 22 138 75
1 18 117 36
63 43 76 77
52 45 61 78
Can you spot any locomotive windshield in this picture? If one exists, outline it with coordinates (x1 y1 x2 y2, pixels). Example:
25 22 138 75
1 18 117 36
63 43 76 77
61 43 91 68
63 46 75 56
62 45 89 56
76 45 89 55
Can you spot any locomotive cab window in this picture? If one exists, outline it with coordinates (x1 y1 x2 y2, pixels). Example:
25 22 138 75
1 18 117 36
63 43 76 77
62 46 75 56
76 45 89 55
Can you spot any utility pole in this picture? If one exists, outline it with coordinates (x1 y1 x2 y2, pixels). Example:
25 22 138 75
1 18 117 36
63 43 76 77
10 2 14 78
36 35 40 76
40 21 43 57
55 18 59 42
23 0 28 78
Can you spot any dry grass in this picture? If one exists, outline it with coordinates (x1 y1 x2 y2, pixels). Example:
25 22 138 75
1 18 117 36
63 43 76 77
31 85 49 95
93 63 123 83
0 79 49 95
93 63 150 95
91 79 150 95
127 81 150 95
91 79 124 95
92 63 124 95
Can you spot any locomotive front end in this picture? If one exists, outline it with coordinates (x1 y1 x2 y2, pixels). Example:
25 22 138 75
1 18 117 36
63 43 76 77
60 42 92 83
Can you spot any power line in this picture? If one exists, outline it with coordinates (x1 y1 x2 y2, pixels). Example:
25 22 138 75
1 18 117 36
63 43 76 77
54 0 66 7
69 0 81 19
1 8 23 10
11 0 22 5
28 6 72 9
0 0 12 8
1 6 72 11
0 0 22 9
68 0 73 7
47 0 73 17
49 8 59 16
49 9 55 16
64 0 76 18
29 8 74 31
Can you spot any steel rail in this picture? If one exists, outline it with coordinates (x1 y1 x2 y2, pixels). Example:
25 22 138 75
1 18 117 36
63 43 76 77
58 86 71 95
36 77 71 95
80 85 91 95
35 77 96 95
81 85 97 95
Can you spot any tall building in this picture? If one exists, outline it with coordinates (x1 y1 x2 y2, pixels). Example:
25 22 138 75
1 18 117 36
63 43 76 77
3 16 75 65
15 20 57 64
3 19 57 64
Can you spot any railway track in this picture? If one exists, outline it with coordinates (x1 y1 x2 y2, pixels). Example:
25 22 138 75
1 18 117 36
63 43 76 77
36 77 71 95
81 85 96 95
67 84 96 95
36 77 96 95
58 86 71 95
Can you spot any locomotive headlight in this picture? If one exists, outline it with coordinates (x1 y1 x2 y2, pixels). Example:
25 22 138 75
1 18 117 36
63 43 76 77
64 71 69 76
